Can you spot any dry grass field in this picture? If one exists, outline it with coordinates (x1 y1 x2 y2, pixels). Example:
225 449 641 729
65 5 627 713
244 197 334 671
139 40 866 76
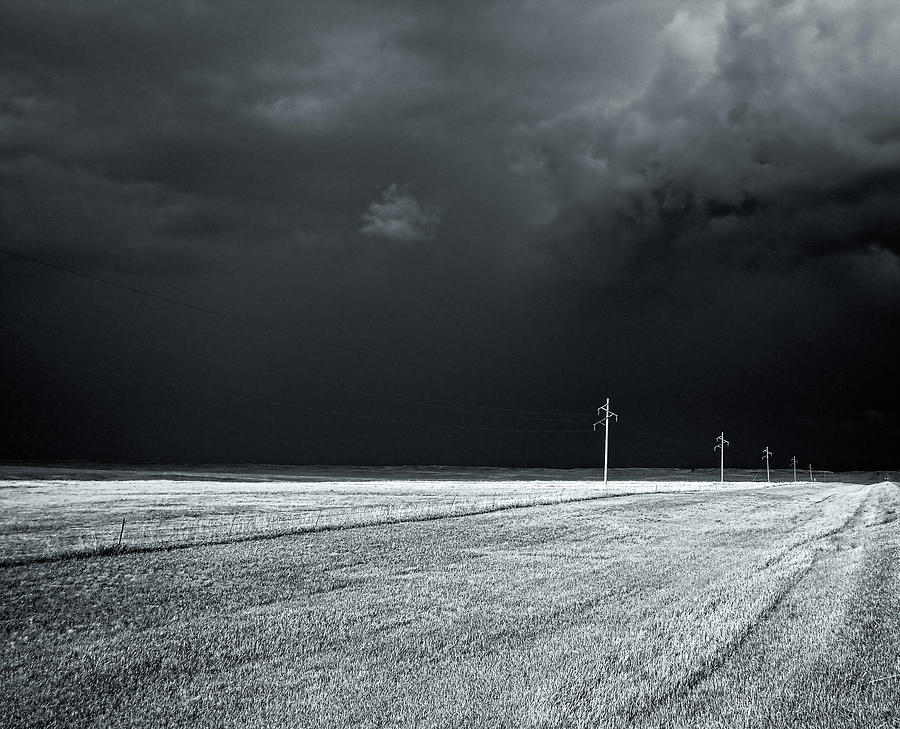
2 481 797 565
1 475 898 728
1 465 874 562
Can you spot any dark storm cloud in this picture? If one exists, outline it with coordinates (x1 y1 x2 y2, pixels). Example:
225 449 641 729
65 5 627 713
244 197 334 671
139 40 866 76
515 1 900 297
0 0 673 272
1 0 898 466
4 0 900 283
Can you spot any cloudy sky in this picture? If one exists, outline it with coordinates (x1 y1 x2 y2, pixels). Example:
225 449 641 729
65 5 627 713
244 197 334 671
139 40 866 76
1 0 898 469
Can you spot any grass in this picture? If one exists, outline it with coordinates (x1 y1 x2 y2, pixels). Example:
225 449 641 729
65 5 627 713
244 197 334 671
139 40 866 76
1 476 777 562
1 478 898 727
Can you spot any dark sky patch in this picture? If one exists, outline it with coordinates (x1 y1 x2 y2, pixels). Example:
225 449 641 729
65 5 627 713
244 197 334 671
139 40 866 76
1 0 897 468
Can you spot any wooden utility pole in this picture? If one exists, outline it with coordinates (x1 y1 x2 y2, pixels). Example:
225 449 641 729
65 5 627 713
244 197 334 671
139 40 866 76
790 456 798 482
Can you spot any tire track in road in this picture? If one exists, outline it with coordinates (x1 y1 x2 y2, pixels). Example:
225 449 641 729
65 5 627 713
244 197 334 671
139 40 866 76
762 487 869 569
619 485 875 727
826 485 900 711
619 562 821 727
678 482 900 728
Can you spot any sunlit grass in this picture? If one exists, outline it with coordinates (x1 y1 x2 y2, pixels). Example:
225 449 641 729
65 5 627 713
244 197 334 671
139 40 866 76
1 477 778 561
1 480 897 728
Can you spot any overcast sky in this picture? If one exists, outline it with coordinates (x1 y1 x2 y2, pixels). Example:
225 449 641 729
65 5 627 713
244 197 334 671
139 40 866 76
2 0 898 469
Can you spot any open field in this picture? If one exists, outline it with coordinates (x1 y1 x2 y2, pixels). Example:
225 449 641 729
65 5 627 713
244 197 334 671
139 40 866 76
0 477 795 563
1 465 889 562
1 477 898 727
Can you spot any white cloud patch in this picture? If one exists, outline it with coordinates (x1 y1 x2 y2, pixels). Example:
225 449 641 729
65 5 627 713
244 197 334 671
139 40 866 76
360 183 442 243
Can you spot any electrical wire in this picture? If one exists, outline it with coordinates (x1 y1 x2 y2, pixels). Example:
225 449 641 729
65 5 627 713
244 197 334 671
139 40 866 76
8 350 590 434
137 341 587 424
0 248 400 362
0 303 587 425
0 248 588 422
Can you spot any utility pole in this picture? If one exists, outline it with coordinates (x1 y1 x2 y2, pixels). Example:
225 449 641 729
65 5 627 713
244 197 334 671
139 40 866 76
762 447 772 483
808 463 813 481
790 456 798 483
714 432 729 484
593 397 618 487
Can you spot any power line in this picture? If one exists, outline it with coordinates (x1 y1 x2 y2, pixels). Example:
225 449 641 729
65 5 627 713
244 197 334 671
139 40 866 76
0 247 413 365
616 419 694 448
137 342 587 424
8 350 589 435
0 250 588 422
0 303 586 425
6 303 794 461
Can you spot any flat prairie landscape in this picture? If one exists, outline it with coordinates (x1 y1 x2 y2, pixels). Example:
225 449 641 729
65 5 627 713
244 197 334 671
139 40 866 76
1 471 898 728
